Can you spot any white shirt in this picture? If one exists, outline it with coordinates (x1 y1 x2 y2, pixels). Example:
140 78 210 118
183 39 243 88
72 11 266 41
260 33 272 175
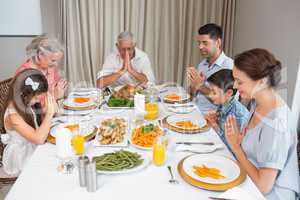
195 51 234 113
97 47 155 86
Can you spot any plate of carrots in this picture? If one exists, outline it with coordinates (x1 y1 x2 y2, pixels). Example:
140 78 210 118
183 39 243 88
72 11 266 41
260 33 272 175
182 154 240 184
166 114 206 130
63 96 95 108
163 93 191 103
130 123 164 150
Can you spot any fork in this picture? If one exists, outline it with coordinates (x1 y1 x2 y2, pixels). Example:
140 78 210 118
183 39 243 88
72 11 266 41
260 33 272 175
167 166 179 184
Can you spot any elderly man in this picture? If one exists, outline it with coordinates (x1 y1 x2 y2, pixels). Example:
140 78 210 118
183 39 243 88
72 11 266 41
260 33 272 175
97 31 155 88
187 23 233 113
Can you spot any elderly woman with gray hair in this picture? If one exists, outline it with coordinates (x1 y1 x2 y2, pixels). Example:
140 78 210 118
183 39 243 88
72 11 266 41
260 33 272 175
97 31 155 88
15 35 67 100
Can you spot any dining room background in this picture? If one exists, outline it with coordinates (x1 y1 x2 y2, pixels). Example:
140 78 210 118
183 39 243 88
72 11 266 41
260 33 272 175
0 0 299 128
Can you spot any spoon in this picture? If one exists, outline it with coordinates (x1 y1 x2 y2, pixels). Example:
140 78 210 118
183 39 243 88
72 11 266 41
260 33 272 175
167 166 179 184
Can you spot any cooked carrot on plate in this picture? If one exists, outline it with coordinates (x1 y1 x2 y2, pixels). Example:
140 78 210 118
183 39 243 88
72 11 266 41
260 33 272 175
193 164 225 179
73 97 91 104
132 124 164 148
175 120 199 129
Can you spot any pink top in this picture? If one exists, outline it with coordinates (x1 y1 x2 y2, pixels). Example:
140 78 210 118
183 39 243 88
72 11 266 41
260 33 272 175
15 60 61 95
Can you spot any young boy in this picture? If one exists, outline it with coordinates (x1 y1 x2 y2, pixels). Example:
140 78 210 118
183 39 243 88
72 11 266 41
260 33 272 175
204 69 249 152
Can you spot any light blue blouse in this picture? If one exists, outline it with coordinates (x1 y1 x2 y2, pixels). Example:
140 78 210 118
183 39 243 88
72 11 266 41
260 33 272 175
242 103 299 200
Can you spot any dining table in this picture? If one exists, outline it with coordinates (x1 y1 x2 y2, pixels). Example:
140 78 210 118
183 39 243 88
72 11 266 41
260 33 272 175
5 87 266 200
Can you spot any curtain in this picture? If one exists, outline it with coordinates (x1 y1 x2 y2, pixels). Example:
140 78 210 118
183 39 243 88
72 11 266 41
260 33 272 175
58 0 236 87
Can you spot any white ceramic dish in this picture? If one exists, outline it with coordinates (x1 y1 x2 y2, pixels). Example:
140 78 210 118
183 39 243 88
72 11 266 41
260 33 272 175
182 154 240 184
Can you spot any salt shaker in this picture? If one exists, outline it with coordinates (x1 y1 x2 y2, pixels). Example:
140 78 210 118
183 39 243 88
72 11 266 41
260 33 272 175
78 156 89 187
86 160 97 192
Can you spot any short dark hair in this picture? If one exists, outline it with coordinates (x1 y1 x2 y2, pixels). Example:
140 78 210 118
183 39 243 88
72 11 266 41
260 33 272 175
234 48 282 88
198 23 223 40
207 69 237 96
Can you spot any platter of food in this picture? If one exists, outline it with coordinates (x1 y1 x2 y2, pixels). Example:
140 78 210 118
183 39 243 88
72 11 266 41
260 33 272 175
93 150 150 174
130 123 164 150
106 85 140 108
93 117 129 147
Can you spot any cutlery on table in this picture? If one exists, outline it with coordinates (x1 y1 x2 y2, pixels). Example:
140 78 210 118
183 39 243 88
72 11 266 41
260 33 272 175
167 166 179 184
209 197 237 200
176 142 214 146
159 89 168 93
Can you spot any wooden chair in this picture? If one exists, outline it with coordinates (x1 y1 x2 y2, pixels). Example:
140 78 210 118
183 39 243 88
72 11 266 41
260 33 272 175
0 77 17 186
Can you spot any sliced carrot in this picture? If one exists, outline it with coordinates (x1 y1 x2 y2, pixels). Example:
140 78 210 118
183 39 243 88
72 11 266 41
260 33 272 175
73 97 90 103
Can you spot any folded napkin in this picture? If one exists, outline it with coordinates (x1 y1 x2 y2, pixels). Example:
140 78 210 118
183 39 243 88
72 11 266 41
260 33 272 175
175 143 224 153
218 187 265 200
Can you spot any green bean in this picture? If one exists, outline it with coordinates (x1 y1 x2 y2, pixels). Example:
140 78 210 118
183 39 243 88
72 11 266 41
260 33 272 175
93 150 144 171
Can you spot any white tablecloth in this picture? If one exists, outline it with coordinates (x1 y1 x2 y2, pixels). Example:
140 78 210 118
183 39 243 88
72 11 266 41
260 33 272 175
5 103 265 200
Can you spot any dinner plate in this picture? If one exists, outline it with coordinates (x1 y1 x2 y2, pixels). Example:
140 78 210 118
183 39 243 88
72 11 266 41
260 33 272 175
58 107 97 115
182 154 240 185
50 122 96 138
130 122 164 150
95 153 150 175
166 103 196 114
72 87 101 94
166 114 206 130
93 117 129 147
163 92 191 103
63 97 96 108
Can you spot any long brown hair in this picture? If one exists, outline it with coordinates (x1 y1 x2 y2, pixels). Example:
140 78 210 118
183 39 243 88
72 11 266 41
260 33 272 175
2 69 48 129
234 48 282 88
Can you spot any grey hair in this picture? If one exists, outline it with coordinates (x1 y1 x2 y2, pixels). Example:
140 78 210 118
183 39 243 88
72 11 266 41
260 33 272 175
117 31 135 43
26 34 64 58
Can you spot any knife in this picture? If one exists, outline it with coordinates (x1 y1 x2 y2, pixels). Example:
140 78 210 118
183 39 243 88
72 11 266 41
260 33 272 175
176 142 214 145
209 197 237 200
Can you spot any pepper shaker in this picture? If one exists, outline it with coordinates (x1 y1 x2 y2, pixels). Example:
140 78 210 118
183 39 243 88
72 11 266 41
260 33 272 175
86 160 97 192
78 156 89 187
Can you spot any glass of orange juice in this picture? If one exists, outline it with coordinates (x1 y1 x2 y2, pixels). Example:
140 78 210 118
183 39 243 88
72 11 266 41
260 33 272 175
144 102 159 120
71 124 85 155
153 136 166 166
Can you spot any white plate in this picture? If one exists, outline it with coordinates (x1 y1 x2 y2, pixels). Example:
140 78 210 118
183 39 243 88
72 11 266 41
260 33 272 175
163 93 190 102
129 122 163 150
93 117 129 147
63 97 96 108
95 153 150 174
50 122 96 138
72 87 101 94
166 114 206 129
182 154 240 184
58 108 97 116
167 104 196 114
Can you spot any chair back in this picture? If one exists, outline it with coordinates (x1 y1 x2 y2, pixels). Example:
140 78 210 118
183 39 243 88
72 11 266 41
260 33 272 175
0 77 12 167
0 77 12 134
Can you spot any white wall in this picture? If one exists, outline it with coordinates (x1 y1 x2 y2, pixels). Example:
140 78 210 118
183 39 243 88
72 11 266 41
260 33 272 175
0 0 59 80
233 0 300 107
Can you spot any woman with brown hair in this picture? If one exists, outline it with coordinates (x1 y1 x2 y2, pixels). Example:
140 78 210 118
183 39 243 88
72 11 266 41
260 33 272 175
225 48 299 199
1 69 57 175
